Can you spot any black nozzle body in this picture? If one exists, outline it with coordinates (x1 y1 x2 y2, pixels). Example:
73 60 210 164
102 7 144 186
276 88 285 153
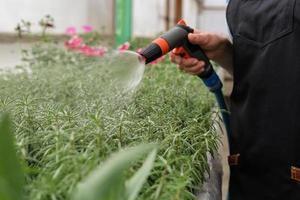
140 25 192 64
139 43 162 64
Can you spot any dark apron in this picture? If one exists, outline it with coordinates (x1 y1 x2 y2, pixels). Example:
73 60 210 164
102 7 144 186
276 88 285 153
226 0 300 199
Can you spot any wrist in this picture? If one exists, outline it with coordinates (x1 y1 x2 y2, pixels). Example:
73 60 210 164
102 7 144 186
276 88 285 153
215 37 233 74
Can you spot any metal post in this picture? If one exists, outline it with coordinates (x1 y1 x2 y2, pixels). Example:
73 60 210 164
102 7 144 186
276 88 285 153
174 0 182 24
165 0 171 31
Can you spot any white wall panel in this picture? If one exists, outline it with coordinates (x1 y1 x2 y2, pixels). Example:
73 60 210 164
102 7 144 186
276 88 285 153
182 0 199 29
204 0 226 6
132 0 165 37
0 0 113 34
197 9 228 35
198 0 228 35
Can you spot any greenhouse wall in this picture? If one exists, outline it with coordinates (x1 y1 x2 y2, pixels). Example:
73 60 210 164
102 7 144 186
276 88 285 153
198 0 228 35
132 0 228 36
0 0 228 36
0 0 114 34
132 0 201 37
132 0 165 37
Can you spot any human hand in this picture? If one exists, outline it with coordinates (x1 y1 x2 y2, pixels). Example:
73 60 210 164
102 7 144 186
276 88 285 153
170 30 232 75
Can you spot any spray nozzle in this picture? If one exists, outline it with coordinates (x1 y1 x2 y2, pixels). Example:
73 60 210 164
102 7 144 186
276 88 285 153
139 20 213 79
140 20 192 64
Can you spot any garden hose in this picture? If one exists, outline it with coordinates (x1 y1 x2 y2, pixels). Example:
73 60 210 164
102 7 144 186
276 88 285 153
140 19 232 143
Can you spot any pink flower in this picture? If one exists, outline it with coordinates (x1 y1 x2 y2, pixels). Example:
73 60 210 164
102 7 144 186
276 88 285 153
65 35 83 50
65 26 77 35
82 25 93 33
117 42 130 51
78 45 93 55
93 47 107 56
79 45 106 57
64 32 106 57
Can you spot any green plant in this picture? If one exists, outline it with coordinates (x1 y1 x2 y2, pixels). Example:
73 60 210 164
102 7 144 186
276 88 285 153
129 37 153 51
80 32 103 47
0 113 156 200
73 144 157 200
0 114 24 200
0 42 218 200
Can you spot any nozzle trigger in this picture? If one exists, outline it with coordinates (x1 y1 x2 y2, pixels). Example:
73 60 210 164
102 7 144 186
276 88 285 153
172 47 191 59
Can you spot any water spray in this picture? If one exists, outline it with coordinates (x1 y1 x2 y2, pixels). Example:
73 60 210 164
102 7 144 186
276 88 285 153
139 20 231 142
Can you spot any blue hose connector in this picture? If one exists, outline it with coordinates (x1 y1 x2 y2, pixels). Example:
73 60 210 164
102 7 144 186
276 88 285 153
202 71 223 92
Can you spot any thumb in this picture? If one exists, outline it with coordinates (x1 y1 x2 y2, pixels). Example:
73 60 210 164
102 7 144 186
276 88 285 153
188 32 211 48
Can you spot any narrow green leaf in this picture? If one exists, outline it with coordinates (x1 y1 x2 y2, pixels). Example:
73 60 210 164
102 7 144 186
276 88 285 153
0 114 24 200
126 149 157 200
72 144 156 200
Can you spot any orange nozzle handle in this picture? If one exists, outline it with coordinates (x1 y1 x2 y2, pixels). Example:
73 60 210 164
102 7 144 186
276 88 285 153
172 47 191 59
177 19 187 26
